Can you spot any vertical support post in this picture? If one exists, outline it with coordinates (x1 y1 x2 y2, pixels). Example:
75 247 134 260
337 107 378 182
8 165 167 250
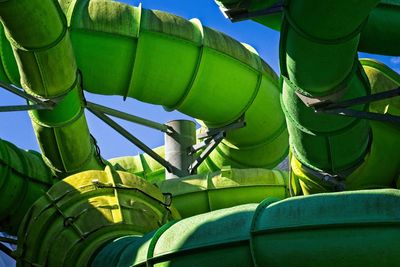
165 120 196 179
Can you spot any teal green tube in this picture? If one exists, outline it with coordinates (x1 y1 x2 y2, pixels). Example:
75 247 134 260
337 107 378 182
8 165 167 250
0 138 53 235
93 189 400 267
0 0 103 178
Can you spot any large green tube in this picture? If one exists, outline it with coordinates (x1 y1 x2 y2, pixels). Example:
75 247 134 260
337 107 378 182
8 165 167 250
93 189 400 267
279 1 377 176
16 167 180 267
0 0 288 172
290 60 400 194
0 138 53 235
66 0 288 170
0 0 103 178
217 0 400 56
216 0 400 193
111 156 289 217
157 166 288 218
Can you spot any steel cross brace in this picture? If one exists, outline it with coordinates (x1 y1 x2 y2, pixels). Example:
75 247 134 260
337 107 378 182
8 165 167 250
86 103 175 173
188 115 246 174
0 80 56 112
311 86 400 124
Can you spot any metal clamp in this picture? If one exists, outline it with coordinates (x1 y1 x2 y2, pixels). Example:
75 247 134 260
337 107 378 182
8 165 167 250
0 80 57 112
221 1 283 22
188 115 246 174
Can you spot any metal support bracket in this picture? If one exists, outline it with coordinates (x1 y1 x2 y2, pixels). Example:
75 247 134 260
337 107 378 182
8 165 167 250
311 86 400 124
221 1 283 22
0 80 56 112
197 114 246 139
188 115 246 174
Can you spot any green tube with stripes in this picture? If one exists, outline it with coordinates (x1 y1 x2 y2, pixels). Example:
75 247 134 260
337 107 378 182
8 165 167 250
0 138 53 235
92 189 400 267
0 0 288 173
0 0 104 178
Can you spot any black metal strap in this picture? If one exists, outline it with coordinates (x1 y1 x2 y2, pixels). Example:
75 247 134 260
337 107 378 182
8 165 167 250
188 132 225 174
313 86 400 124
222 1 284 22
301 164 346 192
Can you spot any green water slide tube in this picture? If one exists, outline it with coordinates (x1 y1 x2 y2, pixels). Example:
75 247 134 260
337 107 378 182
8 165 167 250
0 0 104 179
93 189 400 267
0 138 53 234
15 167 180 266
0 0 288 174
291 59 400 194
0 0 290 241
219 0 400 193
217 0 400 56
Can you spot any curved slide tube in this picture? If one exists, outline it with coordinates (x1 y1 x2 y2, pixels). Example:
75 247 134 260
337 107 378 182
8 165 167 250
16 167 180 267
0 0 288 173
217 0 400 56
218 0 400 194
93 189 400 267
157 167 288 218
278 1 376 192
0 138 53 234
0 0 105 178
291 59 400 193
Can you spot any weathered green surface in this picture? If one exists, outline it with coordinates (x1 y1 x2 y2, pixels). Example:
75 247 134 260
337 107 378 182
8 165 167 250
0 0 104 178
0 138 53 235
94 189 400 267
16 167 180 267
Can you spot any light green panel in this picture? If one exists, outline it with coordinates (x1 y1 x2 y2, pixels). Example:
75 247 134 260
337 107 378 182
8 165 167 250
71 30 137 96
11 33 77 97
177 47 260 127
158 167 287 218
130 31 199 107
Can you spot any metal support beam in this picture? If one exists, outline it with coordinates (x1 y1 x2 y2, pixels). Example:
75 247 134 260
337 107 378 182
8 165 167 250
164 120 196 179
86 101 171 133
188 132 225 174
0 104 52 112
0 80 57 112
87 107 174 172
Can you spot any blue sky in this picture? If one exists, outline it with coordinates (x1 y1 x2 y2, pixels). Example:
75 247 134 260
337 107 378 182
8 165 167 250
0 0 398 160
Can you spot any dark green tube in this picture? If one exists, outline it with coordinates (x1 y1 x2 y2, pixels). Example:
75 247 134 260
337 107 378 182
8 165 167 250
0 138 53 235
279 0 378 174
217 0 400 56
